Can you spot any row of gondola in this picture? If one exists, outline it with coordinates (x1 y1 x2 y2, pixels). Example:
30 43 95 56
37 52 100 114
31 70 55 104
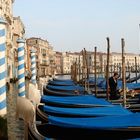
28 76 140 139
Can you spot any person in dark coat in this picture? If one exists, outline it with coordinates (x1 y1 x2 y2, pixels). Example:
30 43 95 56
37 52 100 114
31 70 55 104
109 72 120 100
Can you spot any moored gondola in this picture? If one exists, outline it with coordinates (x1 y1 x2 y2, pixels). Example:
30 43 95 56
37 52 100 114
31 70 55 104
48 80 75 86
41 95 112 108
126 73 140 83
28 122 47 140
38 104 132 118
36 114 140 140
34 75 140 140
52 78 73 82
47 84 85 92
118 73 130 81
43 85 83 96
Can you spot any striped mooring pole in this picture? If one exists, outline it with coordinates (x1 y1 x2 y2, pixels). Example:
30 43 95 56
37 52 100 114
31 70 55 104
31 49 37 85
17 38 26 97
0 18 7 116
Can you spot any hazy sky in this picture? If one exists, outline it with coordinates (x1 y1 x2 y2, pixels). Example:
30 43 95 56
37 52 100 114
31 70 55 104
13 0 140 53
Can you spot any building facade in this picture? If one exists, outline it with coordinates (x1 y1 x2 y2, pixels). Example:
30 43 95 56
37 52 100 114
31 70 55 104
62 52 83 74
61 51 140 74
54 51 63 74
0 0 18 81
111 52 140 72
26 37 55 77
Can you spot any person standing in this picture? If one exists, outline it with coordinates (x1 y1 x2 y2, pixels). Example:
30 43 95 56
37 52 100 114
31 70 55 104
109 72 120 100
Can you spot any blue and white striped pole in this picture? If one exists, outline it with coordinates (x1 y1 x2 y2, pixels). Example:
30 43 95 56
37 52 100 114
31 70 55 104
0 18 7 116
17 38 26 97
31 49 37 85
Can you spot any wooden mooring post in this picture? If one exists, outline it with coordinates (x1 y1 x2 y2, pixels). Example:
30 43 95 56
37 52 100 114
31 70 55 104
94 46 97 96
84 48 87 90
106 37 110 100
121 38 126 107
135 56 138 83
78 54 81 82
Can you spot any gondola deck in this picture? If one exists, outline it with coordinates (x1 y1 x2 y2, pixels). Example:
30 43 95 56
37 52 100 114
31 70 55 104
40 104 132 117
41 95 112 107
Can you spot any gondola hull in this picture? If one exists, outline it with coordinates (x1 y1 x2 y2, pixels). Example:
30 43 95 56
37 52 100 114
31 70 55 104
43 86 82 96
37 122 140 140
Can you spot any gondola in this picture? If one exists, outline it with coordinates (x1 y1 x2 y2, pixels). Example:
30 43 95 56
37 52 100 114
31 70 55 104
41 95 112 108
43 85 84 96
28 122 47 140
34 81 140 139
78 77 105 87
91 87 106 95
118 73 130 81
52 78 73 82
126 73 140 83
47 85 85 93
38 104 132 117
36 114 140 140
118 82 140 93
48 80 75 86
126 73 131 81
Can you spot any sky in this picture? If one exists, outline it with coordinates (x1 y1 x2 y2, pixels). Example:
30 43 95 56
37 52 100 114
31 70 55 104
13 0 140 53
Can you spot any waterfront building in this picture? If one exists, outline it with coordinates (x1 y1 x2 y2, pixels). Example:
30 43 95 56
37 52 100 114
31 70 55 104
61 50 140 74
54 51 63 74
62 51 106 74
26 37 55 77
86 51 103 74
48 44 56 76
111 52 140 66
62 52 83 74
111 52 140 72
0 0 15 81
62 52 70 74
0 1 25 81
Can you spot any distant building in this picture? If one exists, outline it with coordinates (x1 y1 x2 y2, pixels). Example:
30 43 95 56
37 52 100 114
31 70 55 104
26 37 55 77
62 52 82 74
54 51 63 74
61 51 140 75
62 51 107 74
88 51 104 73
111 52 140 66
111 52 140 72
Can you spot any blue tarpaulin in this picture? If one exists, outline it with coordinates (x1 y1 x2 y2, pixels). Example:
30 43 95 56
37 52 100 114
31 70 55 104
47 85 84 91
42 105 132 117
48 113 140 129
41 95 111 106
48 80 75 86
